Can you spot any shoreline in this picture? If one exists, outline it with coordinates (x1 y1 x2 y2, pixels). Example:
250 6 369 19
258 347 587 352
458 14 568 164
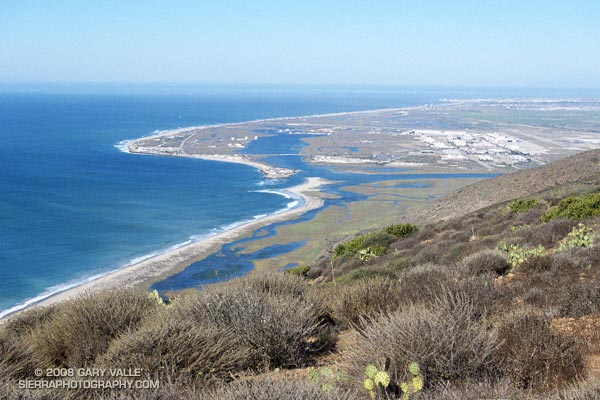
125 141 300 179
121 104 425 179
0 177 330 321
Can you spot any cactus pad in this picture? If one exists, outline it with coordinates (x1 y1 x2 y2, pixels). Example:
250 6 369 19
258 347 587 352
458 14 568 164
408 362 420 376
400 382 410 393
363 378 375 391
373 370 390 388
412 375 424 391
320 367 334 379
365 364 378 379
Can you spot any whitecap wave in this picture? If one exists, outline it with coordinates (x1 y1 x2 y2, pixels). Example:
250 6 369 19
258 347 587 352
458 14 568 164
251 188 305 213
256 179 281 186
114 140 132 153
253 189 293 199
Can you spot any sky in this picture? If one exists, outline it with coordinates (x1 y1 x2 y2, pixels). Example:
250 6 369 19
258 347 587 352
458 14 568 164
1 1 599 87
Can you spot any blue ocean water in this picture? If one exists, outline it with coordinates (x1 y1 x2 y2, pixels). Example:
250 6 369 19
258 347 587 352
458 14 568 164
0 85 450 316
1 85 595 315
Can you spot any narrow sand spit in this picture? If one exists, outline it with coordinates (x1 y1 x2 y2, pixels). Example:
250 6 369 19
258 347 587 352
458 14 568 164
1 177 329 319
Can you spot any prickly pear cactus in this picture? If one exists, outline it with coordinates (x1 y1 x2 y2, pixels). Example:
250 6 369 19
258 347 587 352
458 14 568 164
365 364 378 379
412 375 424 391
400 362 424 399
363 364 390 399
308 366 347 393
147 289 166 306
400 382 409 393
558 223 594 252
373 370 390 388
408 362 420 376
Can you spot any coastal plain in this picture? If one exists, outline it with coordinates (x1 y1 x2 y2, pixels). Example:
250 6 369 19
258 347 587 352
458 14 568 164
130 98 600 174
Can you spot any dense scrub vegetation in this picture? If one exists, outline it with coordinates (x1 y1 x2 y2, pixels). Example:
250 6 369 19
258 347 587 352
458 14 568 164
543 192 600 222
3 178 600 398
508 198 540 213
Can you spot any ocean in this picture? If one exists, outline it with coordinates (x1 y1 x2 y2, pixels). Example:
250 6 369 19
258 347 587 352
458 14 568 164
0 85 592 316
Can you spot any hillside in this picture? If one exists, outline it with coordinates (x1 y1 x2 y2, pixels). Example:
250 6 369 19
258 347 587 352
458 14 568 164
406 148 600 224
4 151 600 399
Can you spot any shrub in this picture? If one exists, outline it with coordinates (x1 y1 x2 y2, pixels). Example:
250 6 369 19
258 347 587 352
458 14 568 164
334 230 396 261
384 224 419 238
574 245 600 268
460 250 511 276
238 272 309 299
2 306 56 337
553 246 600 272
198 379 359 400
551 250 579 271
344 287 498 390
399 264 504 320
453 274 507 319
499 243 547 268
414 224 438 241
361 231 396 249
101 274 336 383
334 266 398 284
177 273 335 370
0 306 57 380
308 366 349 393
494 308 584 389
24 290 156 369
508 198 539 213
398 263 454 304
95 381 204 400
334 232 376 258
515 219 574 248
559 282 600 318
285 265 310 277
379 256 418 274
521 287 547 307
418 380 535 400
357 245 387 262
518 254 555 273
557 223 594 252
391 236 420 252
329 277 403 330
415 238 475 265
0 383 66 400
97 311 248 384
443 243 472 264
542 192 600 222
560 376 600 400
448 230 472 243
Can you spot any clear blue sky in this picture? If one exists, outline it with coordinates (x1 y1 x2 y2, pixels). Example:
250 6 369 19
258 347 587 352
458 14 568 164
1 0 599 87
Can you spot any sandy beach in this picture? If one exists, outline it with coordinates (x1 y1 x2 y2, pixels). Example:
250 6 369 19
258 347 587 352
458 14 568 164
127 139 299 179
186 154 299 179
1 177 329 320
